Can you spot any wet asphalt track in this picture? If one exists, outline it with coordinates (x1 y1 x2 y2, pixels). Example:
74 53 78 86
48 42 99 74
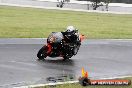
0 39 132 88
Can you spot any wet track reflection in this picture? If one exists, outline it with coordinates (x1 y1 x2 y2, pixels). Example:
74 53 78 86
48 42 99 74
0 40 132 87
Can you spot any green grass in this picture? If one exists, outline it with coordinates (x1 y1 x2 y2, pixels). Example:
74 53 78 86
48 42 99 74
0 6 132 38
35 77 132 88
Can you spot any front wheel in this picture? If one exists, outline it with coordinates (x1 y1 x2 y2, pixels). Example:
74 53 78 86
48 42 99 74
63 56 70 61
37 45 47 60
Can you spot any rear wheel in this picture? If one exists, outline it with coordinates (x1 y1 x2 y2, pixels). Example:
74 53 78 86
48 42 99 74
37 45 47 60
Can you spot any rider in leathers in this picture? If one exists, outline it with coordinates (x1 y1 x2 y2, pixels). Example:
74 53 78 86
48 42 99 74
61 26 81 55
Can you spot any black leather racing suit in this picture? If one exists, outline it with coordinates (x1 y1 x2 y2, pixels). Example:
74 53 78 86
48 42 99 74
61 31 81 55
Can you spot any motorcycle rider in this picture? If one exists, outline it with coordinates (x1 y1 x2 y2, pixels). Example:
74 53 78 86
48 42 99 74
62 26 81 45
61 26 81 55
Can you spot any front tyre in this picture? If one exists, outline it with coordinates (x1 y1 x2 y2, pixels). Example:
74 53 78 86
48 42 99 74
37 45 47 60
63 56 70 61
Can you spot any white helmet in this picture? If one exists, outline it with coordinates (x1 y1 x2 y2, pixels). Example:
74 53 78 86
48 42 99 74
66 26 75 32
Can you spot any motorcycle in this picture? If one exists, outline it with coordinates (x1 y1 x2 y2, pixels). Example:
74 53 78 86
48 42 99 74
37 32 84 61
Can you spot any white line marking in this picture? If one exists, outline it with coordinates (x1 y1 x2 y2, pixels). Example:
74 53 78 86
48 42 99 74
100 75 132 79
13 81 78 88
13 76 132 88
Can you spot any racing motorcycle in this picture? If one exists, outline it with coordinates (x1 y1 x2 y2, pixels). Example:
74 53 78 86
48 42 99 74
37 32 84 60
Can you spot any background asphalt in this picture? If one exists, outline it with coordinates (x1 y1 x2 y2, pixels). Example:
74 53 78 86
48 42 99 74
0 0 132 12
0 39 132 88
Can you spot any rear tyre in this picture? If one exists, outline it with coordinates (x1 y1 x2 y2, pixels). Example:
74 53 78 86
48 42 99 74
37 45 47 60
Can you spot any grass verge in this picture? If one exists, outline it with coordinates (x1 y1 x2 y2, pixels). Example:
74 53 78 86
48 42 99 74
0 5 132 38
